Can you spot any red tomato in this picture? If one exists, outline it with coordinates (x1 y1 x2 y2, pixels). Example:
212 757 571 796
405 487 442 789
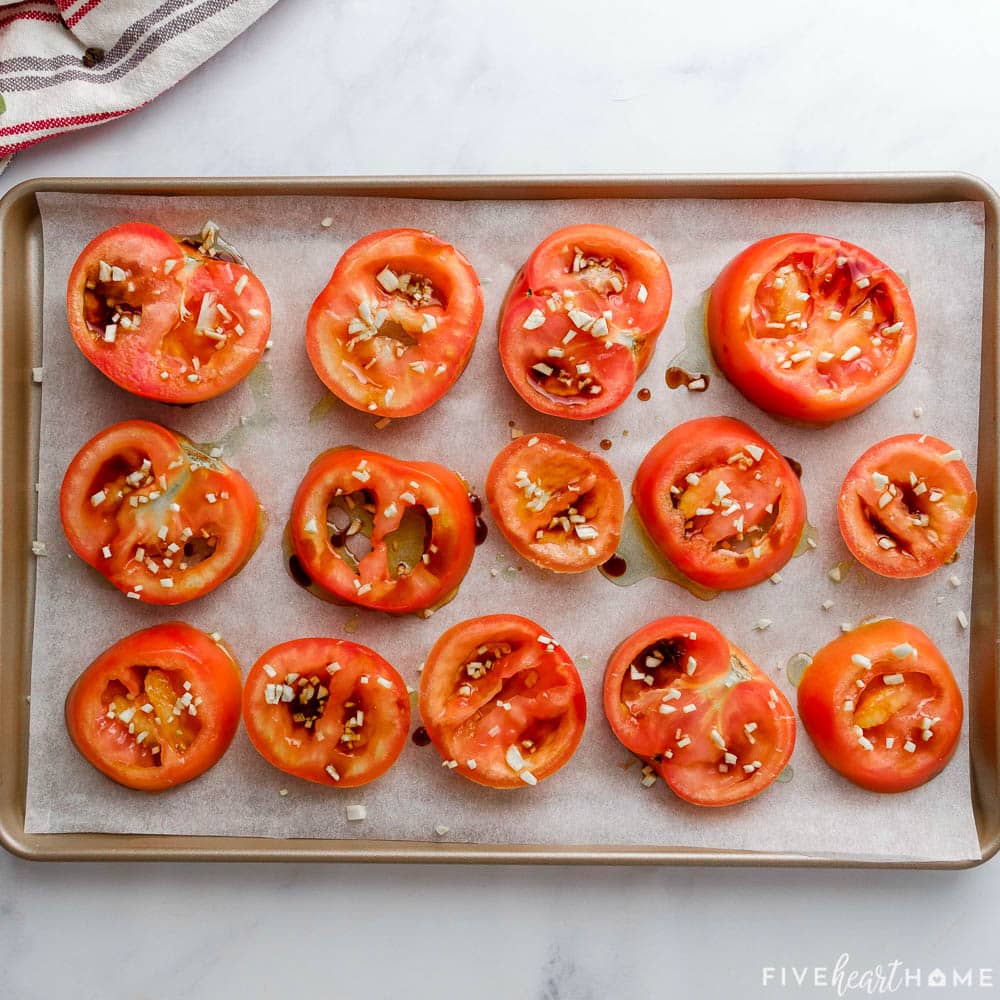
243 638 409 788
289 447 476 614
838 434 977 578
499 224 671 419
485 433 624 573
306 229 483 418
603 616 795 807
65 622 242 791
632 416 806 590
707 233 916 422
67 222 271 403
419 614 587 788
60 420 263 605
797 620 962 792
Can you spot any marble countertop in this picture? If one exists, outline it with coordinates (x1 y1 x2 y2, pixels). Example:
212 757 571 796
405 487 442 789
3 2 1000 997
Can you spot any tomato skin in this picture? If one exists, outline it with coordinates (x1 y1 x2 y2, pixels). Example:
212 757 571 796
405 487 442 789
243 638 409 788
418 614 587 788
499 225 671 419
485 433 624 573
603 617 795 807
837 434 977 579
707 233 916 423
797 620 962 793
306 229 483 418
65 622 242 791
289 447 476 614
67 222 271 403
59 419 263 605
632 416 806 590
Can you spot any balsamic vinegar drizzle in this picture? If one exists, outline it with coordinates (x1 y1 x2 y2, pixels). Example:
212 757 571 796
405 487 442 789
469 493 489 545
664 291 714 393
599 504 719 601
783 455 803 479
282 525 340 604
665 367 711 391
288 553 313 589
602 554 627 578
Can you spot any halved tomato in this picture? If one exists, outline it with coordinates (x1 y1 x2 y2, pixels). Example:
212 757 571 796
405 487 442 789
243 638 410 787
707 233 916 423
485 433 624 573
632 416 806 590
418 614 586 788
289 447 476 614
838 434 977 578
306 229 483 418
499 225 671 419
65 622 242 791
67 221 271 403
797 619 962 792
60 419 263 604
603 616 795 807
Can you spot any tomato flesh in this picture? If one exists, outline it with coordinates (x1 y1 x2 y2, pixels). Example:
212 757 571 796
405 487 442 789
838 434 977 578
499 225 671 419
707 233 916 423
289 447 476 614
603 616 795 807
485 433 624 572
243 638 410 787
797 619 962 792
65 622 242 791
59 420 263 605
306 229 483 418
632 416 806 590
418 614 587 788
67 222 271 403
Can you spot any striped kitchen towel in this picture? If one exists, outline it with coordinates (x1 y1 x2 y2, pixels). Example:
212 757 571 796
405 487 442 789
0 0 282 169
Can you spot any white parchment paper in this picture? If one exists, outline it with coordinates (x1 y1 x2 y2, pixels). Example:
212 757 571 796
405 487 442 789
25 191 985 861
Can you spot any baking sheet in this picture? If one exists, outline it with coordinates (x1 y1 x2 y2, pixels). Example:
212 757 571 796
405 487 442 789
24 191 984 861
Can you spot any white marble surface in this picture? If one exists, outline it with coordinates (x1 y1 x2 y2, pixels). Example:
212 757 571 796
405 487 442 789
3 1 1000 997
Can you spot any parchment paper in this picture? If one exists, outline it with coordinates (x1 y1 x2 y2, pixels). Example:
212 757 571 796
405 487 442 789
24 191 985 861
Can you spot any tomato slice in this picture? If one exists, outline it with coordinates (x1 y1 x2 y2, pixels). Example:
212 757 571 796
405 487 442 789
837 434 976 578
65 622 242 791
289 447 476 614
797 619 962 792
59 420 263 604
485 433 624 573
67 222 271 403
632 416 806 590
306 229 483 418
242 637 410 787
603 616 795 807
499 225 671 419
418 614 587 788
707 233 916 423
